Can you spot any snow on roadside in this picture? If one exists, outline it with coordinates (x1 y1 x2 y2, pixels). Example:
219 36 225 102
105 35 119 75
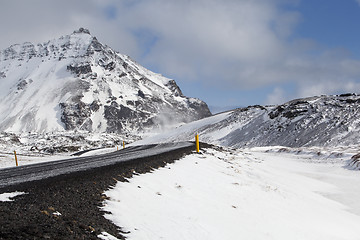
0 131 129 169
0 191 26 202
102 147 360 240
0 152 75 169
0 146 118 169
97 232 119 240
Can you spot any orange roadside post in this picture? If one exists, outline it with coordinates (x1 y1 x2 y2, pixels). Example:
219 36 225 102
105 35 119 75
195 134 200 153
14 150 18 166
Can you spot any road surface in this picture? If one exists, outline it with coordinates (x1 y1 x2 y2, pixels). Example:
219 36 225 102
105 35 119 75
0 142 194 189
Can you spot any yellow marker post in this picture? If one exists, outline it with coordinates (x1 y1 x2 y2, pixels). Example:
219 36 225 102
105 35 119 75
117 145 119 151
14 150 18 167
195 134 200 153
123 141 125 149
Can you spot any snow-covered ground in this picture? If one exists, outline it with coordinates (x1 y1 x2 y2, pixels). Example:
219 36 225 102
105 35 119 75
102 146 360 240
0 145 118 169
0 131 128 169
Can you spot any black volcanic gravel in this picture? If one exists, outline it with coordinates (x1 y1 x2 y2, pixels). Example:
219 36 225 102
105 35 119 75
0 145 195 239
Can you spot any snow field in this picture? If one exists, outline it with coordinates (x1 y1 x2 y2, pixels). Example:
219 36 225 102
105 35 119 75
102 147 360 240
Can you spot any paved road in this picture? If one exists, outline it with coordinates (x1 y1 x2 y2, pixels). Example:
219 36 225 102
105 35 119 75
0 142 194 189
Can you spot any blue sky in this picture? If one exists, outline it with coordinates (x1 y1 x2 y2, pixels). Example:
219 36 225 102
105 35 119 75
295 0 360 57
1 0 360 112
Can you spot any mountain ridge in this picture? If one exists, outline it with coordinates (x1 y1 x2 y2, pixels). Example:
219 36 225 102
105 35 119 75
134 93 360 148
0 28 211 136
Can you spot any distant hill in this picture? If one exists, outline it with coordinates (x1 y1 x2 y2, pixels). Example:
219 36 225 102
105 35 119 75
135 93 360 148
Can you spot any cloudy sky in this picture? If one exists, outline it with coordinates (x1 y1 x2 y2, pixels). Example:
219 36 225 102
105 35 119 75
1 0 360 111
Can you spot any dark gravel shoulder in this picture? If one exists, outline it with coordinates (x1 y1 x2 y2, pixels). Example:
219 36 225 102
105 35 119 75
0 144 195 240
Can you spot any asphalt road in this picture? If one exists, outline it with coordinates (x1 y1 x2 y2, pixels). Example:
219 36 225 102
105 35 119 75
0 142 194 189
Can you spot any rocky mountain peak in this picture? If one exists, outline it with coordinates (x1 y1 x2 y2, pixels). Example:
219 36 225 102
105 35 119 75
0 29 211 137
73 27 91 35
0 28 103 62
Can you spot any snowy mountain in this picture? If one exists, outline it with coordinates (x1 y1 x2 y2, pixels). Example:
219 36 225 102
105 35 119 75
135 93 360 148
0 28 211 136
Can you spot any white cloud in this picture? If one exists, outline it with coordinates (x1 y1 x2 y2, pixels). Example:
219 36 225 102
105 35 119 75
265 87 287 105
298 79 360 99
110 0 360 94
0 0 296 84
121 0 291 82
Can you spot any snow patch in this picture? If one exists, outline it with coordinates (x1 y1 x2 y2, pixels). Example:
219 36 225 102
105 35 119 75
97 232 119 240
0 191 26 202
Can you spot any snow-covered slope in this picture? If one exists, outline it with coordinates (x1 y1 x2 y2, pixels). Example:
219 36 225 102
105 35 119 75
135 94 360 148
0 28 211 136
102 147 360 239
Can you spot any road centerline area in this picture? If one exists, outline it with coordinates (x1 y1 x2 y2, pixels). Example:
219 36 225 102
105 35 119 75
0 142 193 189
